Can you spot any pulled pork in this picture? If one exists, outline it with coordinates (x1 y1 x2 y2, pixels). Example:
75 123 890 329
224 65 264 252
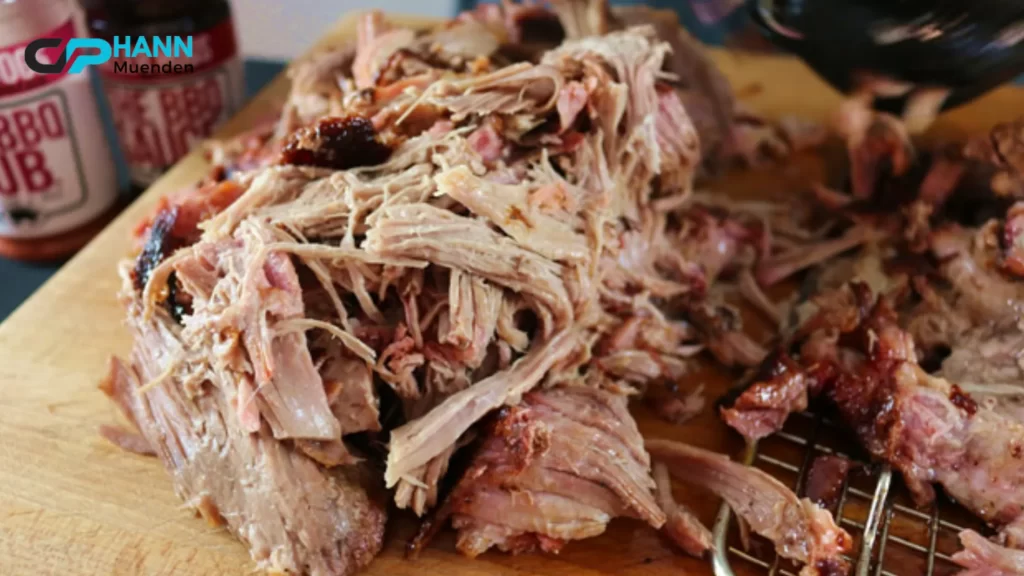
648 439 852 576
729 285 1024 537
718 108 1024 570
101 299 386 575
102 2 840 575
442 386 665 556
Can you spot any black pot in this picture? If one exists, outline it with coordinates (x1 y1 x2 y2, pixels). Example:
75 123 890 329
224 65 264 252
751 0 1024 112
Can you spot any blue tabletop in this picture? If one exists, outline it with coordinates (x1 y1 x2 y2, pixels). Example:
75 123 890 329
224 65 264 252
0 59 287 321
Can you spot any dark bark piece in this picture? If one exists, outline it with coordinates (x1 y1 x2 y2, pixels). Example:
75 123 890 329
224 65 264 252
805 455 853 510
280 116 392 170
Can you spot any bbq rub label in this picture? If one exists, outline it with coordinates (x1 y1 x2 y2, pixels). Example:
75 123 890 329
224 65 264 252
98 19 244 186
0 19 117 239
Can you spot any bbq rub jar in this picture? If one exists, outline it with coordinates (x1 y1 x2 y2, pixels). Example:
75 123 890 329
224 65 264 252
84 0 244 191
0 0 119 260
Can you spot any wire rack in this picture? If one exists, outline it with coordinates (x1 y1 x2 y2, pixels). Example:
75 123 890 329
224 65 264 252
710 409 986 576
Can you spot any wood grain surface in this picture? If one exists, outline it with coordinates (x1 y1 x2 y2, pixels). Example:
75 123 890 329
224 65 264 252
1 11 1022 576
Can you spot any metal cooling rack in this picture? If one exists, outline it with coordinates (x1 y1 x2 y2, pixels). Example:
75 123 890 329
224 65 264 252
710 409 982 576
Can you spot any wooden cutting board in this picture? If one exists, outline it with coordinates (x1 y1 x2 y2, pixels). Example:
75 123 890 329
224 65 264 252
2 11 1022 576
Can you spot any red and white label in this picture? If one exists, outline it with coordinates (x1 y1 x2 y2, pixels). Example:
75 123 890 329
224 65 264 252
99 19 244 185
0 96 71 196
0 19 117 238
0 20 74 98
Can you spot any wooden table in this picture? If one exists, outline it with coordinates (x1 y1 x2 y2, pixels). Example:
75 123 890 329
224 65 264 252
2 12 1021 576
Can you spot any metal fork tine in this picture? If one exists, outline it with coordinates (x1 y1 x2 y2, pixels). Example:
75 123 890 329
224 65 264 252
712 504 738 576
872 511 894 576
711 441 760 576
834 468 852 514
863 467 894 576
925 503 941 576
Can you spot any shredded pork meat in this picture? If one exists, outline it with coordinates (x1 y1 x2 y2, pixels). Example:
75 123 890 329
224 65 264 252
102 1 846 574
101 304 387 576
954 530 1024 576
720 126 1024 560
648 439 852 576
726 283 1024 552
441 386 665 556
652 461 713 557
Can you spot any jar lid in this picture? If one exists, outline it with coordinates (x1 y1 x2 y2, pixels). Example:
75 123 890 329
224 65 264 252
81 0 207 21
82 0 230 36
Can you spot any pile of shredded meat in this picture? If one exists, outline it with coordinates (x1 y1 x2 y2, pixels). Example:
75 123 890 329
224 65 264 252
97 2 886 576
723 110 1024 575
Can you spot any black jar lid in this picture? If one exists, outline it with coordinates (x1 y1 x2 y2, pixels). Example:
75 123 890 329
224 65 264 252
83 0 231 37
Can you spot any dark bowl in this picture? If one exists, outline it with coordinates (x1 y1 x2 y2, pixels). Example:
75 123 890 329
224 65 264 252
751 0 1024 112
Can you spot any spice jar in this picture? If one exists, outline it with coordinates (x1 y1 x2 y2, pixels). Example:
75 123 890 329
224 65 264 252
84 0 244 191
0 0 120 261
